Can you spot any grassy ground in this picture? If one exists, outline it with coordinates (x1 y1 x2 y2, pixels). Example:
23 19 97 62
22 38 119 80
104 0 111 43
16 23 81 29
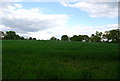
2 40 119 79
0 40 2 79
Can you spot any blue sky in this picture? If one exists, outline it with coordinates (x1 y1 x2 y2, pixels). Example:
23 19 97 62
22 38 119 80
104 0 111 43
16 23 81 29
1 2 118 39
19 2 117 27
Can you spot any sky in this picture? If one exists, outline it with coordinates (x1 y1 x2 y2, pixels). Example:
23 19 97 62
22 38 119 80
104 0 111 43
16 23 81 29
0 1 119 40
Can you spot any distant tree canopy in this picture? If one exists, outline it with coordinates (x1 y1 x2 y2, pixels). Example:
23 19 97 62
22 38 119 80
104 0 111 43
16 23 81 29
50 36 57 40
4 31 21 40
103 29 120 43
21 37 25 40
1 31 32 40
70 35 81 41
82 35 90 42
0 31 4 39
61 35 69 41
33 38 37 40
90 31 102 42
69 35 90 42
29 37 33 40
1 29 120 43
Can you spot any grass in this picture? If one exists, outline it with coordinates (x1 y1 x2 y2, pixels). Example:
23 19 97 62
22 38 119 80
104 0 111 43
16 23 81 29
0 40 2 79
2 40 119 79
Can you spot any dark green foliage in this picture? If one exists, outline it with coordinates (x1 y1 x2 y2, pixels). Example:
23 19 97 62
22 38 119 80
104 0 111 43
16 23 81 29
29 37 32 40
57 39 60 41
90 31 102 42
70 35 80 41
4 31 21 40
61 35 69 41
78 35 84 41
50 36 57 40
33 38 36 40
2 40 119 79
1 31 37 40
1 29 120 43
82 35 90 42
103 29 120 43
21 37 25 40
70 35 90 42
0 31 4 39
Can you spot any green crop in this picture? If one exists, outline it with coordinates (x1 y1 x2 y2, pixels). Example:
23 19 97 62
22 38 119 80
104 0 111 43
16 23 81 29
2 40 119 79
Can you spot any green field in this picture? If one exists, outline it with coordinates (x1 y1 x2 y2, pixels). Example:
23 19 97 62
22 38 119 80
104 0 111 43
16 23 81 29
2 40 119 79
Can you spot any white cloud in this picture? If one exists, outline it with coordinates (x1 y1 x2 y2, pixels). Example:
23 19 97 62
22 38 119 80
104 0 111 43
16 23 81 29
14 3 23 8
1 3 69 32
60 0 119 2
28 24 118 40
61 2 118 18
0 0 119 2
0 25 12 32
1 3 118 40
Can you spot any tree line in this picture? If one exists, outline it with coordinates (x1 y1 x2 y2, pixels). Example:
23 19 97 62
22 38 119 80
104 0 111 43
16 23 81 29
0 31 36 40
50 29 120 43
0 29 120 43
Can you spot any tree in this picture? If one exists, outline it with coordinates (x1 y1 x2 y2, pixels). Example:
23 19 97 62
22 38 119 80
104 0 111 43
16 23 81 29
4 31 21 40
21 37 25 40
90 34 95 42
15 35 21 39
50 36 57 40
109 29 120 43
4 31 19 40
82 35 90 42
70 35 81 41
103 29 120 43
33 38 36 40
78 35 84 41
90 31 102 42
103 31 111 42
0 31 4 39
57 39 60 41
96 31 102 37
61 35 69 41
29 37 32 40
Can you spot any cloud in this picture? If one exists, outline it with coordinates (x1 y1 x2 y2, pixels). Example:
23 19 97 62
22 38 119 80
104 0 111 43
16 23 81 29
1 2 118 40
1 0 119 2
1 3 69 32
61 2 118 18
28 24 118 40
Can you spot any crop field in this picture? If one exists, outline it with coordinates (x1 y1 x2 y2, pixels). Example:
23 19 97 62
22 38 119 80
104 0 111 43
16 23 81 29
2 40 119 79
